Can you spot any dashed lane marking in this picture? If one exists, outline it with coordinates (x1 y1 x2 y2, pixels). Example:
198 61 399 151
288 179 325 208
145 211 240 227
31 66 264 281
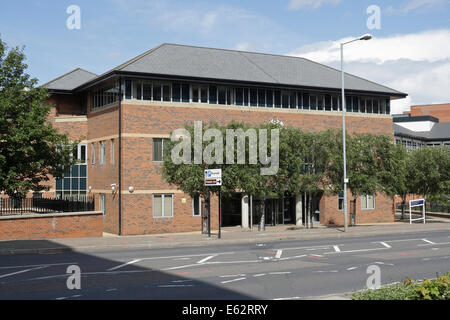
275 250 283 259
221 277 246 284
197 255 216 264
0 266 48 279
107 259 142 271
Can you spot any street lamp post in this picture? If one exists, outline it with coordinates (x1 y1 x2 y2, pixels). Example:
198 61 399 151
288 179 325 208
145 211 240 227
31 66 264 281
341 34 372 232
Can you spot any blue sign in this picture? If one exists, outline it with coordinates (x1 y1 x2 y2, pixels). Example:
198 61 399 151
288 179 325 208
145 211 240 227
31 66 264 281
410 199 425 207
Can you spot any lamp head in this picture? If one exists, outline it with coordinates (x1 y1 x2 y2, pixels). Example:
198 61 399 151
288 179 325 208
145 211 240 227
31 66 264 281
359 34 372 41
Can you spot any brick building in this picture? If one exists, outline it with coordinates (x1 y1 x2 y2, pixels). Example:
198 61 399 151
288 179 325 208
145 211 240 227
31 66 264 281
41 43 407 235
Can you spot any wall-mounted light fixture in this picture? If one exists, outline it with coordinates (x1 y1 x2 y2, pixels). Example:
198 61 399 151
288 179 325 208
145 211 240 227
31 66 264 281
128 186 134 194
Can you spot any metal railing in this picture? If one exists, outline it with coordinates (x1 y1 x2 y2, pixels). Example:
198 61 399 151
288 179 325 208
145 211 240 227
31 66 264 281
0 197 95 216
396 201 450 214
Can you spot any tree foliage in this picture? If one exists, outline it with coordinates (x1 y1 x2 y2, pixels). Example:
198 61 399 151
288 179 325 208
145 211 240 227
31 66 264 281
0 36 78 197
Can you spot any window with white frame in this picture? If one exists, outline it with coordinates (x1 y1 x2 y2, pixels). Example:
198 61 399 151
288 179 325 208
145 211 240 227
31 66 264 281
153 138 170 162
193 196 202 217
153 194 173 218
99 141 106 165
56 144 88 200
110 139 115 165
338 192 344 211
361 193 375 210
91 143 96 165
99 194 106 216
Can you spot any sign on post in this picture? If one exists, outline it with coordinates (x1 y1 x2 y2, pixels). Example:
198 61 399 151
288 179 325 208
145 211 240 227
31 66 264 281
204 169 222 187
409 199 426 224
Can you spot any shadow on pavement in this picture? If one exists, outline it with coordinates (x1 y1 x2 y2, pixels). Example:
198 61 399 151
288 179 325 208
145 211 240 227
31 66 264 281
0 240 257 300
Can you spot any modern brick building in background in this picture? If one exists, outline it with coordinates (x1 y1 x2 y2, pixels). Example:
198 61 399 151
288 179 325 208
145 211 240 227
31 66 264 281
41 44 407 236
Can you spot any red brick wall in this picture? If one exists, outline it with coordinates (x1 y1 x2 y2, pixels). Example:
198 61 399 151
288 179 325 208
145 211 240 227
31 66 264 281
0 212 103 240
410 104 450 123
320 191 395 226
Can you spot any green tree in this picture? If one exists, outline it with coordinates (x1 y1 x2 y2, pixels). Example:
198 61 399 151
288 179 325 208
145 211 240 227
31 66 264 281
407 147 450 209
0 37 77 198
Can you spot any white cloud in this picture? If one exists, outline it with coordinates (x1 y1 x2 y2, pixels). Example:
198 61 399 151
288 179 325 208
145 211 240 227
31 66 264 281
234 42 259 52
288 29 450 114
386 0 447 15
288 0 341 10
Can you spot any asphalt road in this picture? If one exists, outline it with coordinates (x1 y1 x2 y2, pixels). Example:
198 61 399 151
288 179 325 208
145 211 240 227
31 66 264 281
0 230 449 300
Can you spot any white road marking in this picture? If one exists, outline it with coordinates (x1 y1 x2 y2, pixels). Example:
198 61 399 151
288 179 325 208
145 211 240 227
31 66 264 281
158 285 195 288
278 255 307 261
380 242 392 248
0 266 48 279
253 274 266 277
422 239 436 245
221 277 246 284
106 288 117 292
325 247 389 254
172 280 194 283
269 272 291 275
275 250 283 259
140 252 235 261
346 267 359 271
197 255 216 264
220 274 246 278
273 297 300 300
31 269 155 281
0 262 77 270
56 297 68 300
333 246 341 253
107 259 142 271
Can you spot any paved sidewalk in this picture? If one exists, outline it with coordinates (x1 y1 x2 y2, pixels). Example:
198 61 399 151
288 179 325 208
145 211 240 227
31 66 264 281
0 218 449 255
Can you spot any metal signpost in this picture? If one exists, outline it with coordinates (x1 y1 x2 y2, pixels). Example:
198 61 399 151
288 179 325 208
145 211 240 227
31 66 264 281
204 169 222 239
409 199 426 224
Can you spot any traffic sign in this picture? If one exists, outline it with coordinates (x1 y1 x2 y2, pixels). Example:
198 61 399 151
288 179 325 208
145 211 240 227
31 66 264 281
204 169 222 186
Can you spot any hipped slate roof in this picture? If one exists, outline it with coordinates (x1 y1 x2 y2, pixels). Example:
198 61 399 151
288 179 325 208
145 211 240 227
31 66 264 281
394 123 450 141
42 68 98 91
46 44 407 97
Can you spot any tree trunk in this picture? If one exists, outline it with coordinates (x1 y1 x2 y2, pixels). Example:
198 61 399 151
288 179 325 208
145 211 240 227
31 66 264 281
401 196 406 221
258 199 266 232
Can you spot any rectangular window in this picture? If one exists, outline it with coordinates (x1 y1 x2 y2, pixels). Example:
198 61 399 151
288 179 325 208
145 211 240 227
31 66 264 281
182 84 190 103
125 80 132 99
143 82 152 101
303 93 310 110
345 96 352 112
250 89 258 107
258 90 266 107
193 196 201 217
209 86 217 104
373 99 380 114
153 194 173 218
153 84 162 101
332 96 338 111
353 97 360 113
310 95 317 110
281 91 289 109
361 194 375 210
338 192 344 211
325 95 332 111
110 139 115 165
200 87 208 103
153 138 169 162
366 99 373 113
218 87 227 105
99 194 106 216
99 141 106 165
290 92 297 109
386 99 391 114
172 83 181 102
134 81 142 100
243 88 249 106
235 88 243 106
163 84 171 101
274 91 281 108
266 90 273 107
91 143 95 165
56 144 88 200
317 95 325 111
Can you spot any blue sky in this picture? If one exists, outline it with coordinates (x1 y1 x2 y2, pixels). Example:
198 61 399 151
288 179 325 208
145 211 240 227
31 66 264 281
1 0 449 113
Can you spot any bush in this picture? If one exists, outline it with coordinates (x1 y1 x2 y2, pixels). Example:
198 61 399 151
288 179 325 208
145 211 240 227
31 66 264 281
352 273 450 300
